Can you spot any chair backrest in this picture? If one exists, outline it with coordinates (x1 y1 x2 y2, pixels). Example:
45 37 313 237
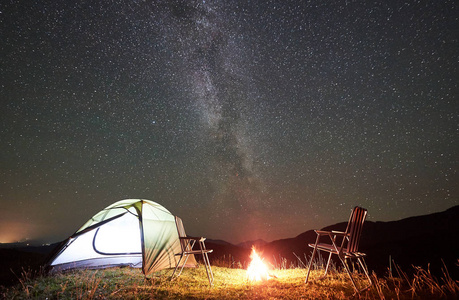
175 216 191 252
344 206 367 253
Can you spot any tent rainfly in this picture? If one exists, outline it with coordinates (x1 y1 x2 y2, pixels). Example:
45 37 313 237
47 199 196 276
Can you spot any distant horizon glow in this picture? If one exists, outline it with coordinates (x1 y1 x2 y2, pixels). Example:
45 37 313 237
0 220 39 244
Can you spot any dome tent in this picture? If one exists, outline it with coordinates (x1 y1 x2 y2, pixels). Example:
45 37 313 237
47 199 196 276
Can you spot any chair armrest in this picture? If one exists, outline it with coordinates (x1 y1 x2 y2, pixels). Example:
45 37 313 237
331 231 348 236
315 230 348 237
315 230 333 235
180 236 206 242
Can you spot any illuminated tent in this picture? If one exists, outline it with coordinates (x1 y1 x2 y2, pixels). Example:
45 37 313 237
47 199 196 276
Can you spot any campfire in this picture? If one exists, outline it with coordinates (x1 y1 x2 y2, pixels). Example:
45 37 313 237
246 247 270 282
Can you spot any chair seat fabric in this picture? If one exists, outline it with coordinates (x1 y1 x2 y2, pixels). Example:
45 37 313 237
179 249 213 255
308 243 366 258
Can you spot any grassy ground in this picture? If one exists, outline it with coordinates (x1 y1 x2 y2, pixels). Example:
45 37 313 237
1 262 458 299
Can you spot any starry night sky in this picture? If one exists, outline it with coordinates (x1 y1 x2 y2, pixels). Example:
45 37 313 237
1 0 458 244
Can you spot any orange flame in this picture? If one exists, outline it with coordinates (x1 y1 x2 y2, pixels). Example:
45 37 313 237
246 247 270 281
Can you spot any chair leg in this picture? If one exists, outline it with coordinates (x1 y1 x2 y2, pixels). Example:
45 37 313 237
177 254 190 278
171 254 184 280
171 253 190 280
202 252 214 286
340 257 359 292
357 257 373 288
321 252 333 278
305 246 318 283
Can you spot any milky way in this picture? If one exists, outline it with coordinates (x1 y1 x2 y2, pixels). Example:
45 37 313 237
155 1 270 239
1 0 457 244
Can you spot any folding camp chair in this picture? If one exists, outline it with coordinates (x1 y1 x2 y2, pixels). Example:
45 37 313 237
305 206 372 293
171 216 214 286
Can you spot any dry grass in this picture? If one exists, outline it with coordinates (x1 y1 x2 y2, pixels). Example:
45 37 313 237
1 260 458 299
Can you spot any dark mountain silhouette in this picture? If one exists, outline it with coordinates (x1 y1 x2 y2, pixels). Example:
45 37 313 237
206 239 251 268
207 206 459 279
0 243 58 286
237 239 268 249
360 205 459 279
